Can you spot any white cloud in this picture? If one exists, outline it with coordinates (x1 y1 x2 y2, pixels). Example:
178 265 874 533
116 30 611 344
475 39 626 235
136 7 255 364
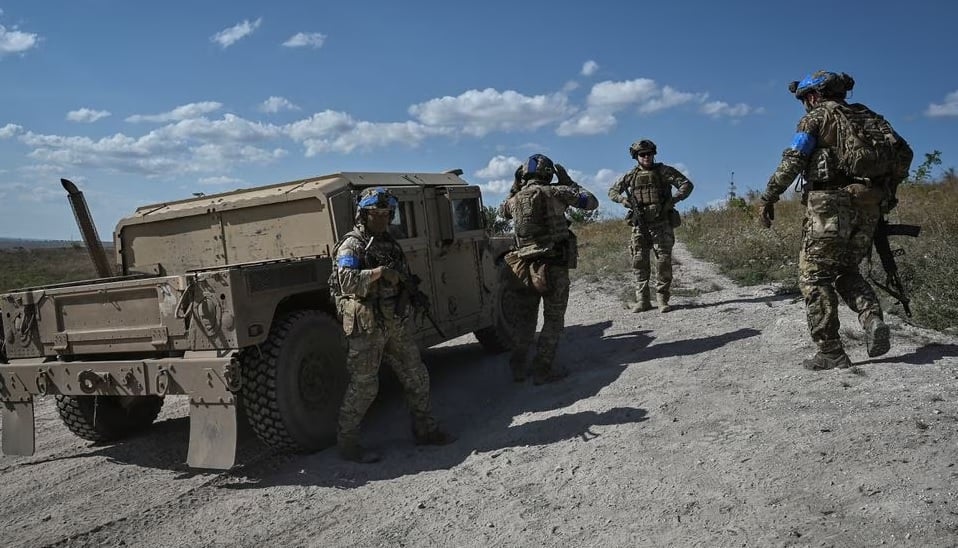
557 78 760 135
17 112 286 177
211 18 262 49
259 96 300 113
0 182 62 203
926 90 958 117
581 60 599 77
0 20 39 55
286 110 449 155
161 114 282 142
587 79 659 109
640 86 705 114
475 155 522 179
409 88 574 137
126 102 223 123
66 108 111 123
478 179 514 195
562 81 580 93
282 32 326 49
699 101 760 118
556 112 618 136
198 175 244 186
0 123 23 138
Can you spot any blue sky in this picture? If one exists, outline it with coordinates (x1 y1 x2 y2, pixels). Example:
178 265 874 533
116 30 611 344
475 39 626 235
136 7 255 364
1 1 956 240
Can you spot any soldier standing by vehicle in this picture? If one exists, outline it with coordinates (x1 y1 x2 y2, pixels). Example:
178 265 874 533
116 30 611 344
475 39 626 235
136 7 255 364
758 70 912 371
608 139 693 313
331 187 454 463
500 154 598 384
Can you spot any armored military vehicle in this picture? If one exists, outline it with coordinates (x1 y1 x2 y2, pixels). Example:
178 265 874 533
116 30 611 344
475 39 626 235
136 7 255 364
0 171 516 469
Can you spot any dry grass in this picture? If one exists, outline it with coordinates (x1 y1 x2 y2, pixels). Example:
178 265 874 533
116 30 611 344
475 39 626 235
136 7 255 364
0 246 101 291
678 177 958 332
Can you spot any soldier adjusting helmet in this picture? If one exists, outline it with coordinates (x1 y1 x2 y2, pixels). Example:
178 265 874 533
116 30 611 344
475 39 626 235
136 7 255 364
521 154 555 183
788 70 855 101
629 139 657 159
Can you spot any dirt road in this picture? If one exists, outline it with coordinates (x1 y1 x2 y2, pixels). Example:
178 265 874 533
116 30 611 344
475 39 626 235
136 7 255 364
2 243 957 547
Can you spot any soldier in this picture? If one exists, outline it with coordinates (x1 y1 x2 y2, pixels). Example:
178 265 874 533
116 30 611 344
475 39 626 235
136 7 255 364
501 154 598 384
331 187 454 463
758 70 910 370
608 139 694 313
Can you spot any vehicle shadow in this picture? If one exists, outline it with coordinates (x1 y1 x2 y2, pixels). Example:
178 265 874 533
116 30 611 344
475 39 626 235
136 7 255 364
36 321 758 480
220 323 757 490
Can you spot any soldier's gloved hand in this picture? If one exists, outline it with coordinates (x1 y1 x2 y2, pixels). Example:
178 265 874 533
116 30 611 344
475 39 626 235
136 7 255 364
509 166 523 195
554 163 576 187
375 266 402 285
759 201 775 228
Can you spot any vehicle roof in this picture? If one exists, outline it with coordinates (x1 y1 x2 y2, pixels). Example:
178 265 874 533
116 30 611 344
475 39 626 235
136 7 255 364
129 170 468 218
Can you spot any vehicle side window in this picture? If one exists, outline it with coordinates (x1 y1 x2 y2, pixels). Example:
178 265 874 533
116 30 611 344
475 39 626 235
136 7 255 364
452 198 481 232
389 200 418 239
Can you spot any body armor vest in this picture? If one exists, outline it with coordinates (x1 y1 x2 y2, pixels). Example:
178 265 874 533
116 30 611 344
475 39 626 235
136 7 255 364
330 228 406 301
512 184 569 250
626 166 669 207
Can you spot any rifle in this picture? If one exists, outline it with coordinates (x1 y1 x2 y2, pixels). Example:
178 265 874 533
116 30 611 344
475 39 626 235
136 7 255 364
869 217 921 317
365 235 447 337
396 273 447 339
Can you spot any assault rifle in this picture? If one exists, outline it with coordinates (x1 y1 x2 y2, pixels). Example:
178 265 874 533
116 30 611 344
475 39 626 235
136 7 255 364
870 218 921 317
366 236 447 338
395 272 447 339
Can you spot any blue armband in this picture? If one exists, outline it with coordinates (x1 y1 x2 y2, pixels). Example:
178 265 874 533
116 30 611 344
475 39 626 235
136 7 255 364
337 254 360 269
789 132 816 156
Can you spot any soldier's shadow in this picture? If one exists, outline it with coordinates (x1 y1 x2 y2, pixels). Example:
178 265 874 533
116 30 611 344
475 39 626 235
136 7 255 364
855 342 958 367
671 292 795 311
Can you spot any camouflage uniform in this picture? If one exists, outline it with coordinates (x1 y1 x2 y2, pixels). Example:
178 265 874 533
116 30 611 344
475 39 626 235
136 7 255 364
500 155 598 384
761 72 900 368
331 189 449 461
608 156 693 311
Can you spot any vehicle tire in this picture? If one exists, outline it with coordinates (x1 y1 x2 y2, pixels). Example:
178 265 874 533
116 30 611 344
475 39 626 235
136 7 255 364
474 261 520 353
240 310 348 452
55 395 164 443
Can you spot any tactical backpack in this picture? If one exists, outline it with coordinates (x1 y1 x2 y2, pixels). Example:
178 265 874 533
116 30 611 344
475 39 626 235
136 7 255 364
825 102 913 184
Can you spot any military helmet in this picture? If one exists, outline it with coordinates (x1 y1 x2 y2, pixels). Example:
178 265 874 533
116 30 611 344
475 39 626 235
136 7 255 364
358 187 399 211
788 70 855 100
356 187 398 222
629 139 657 159
521 154 555 182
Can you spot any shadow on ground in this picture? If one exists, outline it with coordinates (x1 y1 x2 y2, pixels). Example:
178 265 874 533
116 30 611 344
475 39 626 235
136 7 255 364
25 321 762 484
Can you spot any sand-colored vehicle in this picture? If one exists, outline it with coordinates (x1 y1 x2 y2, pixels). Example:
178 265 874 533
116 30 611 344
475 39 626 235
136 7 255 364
0 171 515 468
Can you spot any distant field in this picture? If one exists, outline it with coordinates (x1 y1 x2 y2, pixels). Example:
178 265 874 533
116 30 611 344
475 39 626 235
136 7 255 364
0 245 105 291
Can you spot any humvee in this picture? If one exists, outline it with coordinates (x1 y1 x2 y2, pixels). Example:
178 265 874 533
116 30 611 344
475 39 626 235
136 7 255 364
0 171 516 469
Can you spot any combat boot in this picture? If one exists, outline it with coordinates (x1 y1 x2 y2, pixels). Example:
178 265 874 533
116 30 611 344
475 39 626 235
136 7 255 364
802 350 852 371
337 439 381 464
509 354 528 383
413 427 457 446
532 357 569 384
631 300 653 313
864 316 890 358
657 295 671 313
631 289 653 313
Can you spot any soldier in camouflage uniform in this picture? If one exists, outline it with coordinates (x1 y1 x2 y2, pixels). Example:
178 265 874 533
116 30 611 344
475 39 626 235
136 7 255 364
500 154 598 384
759 71 903 370
608 139 694 313
331 187 454 463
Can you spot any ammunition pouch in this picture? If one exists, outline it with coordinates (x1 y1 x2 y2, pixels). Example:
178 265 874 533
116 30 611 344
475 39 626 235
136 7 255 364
339 299 377 336
805 190 852 242
504 244 564 295
668 208 682 228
